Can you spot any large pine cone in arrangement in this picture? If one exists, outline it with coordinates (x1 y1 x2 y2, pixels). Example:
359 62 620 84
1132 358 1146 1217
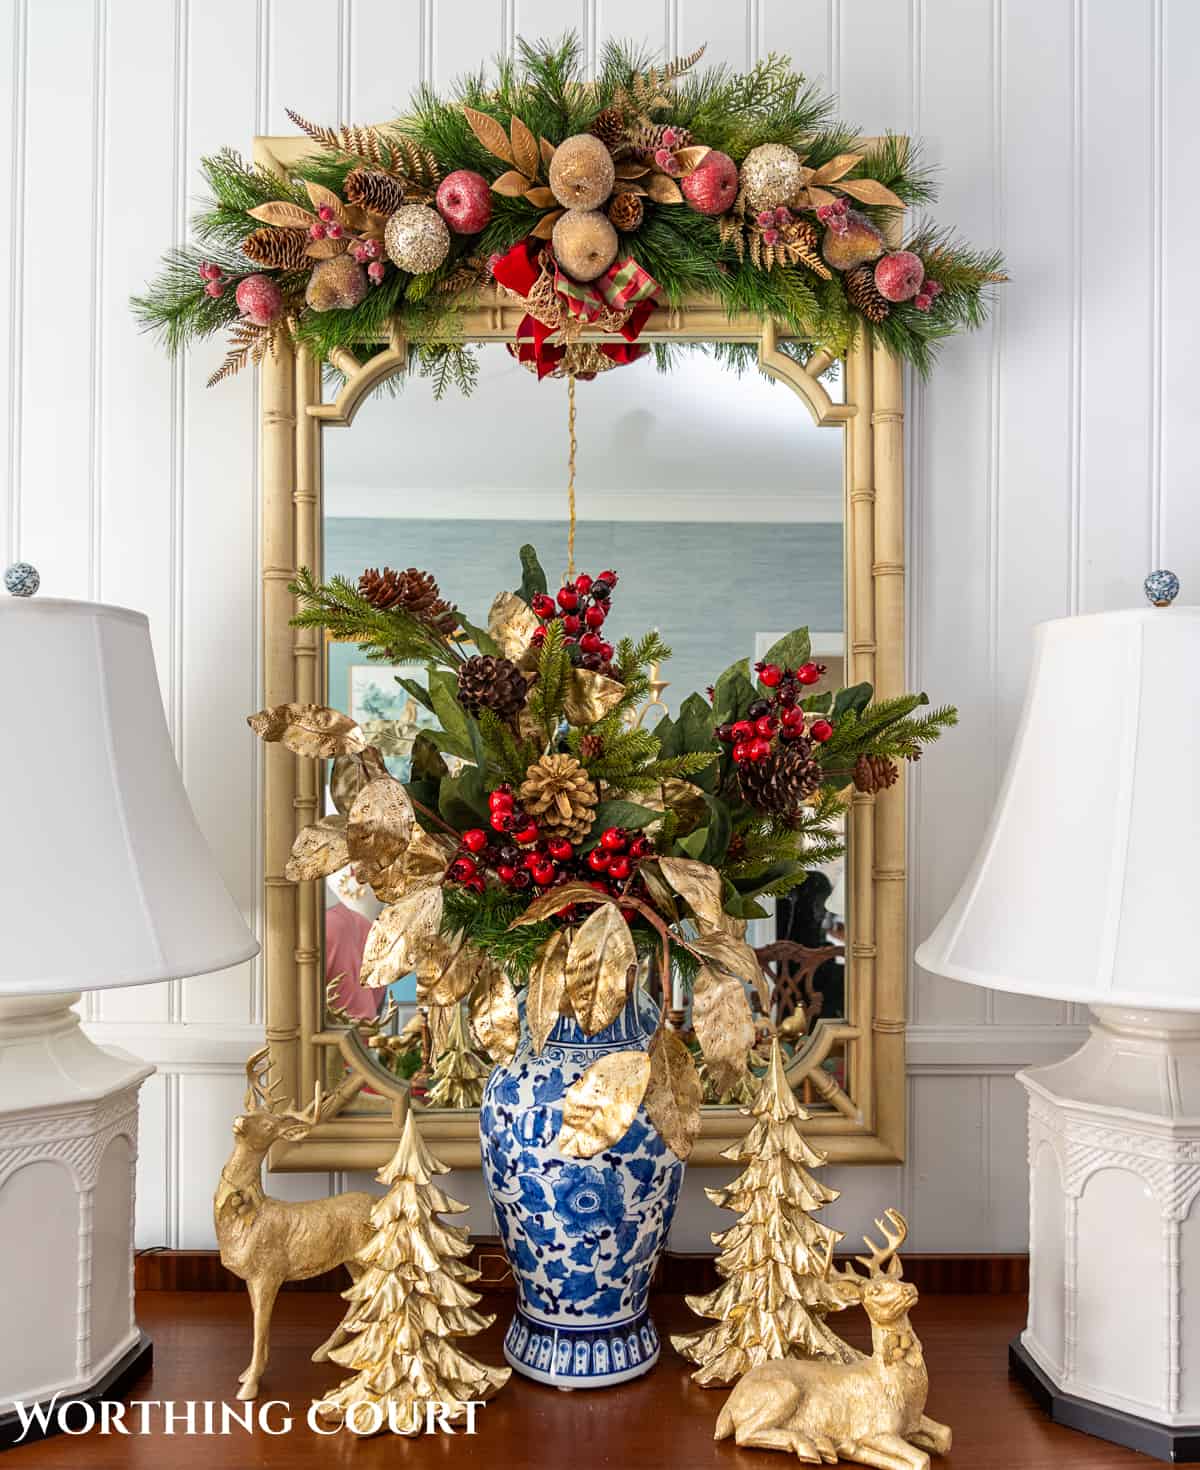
740 738 822 818
519 754 599 843
853 754 899 794
588 106 627 153
457 655 530 721
358 566 458 634
242 226 310 272
344 167 407 218
845 262 891 323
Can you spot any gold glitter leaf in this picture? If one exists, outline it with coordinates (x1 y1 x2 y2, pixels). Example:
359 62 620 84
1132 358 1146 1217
303 180 349 224
285 815 349 883
509 881 611 928
691 963 756 1095
524 185 556 208
539 137 557 169
566 904 636 1035
837 177 906 208
527 931 570 1054
461 105 515 166
487 590 541 660
246 200 319 228
690 930 770 1010
470 964 520 1064
645 174 684 205
657 856 726 932
532 208 565 240
644 1028 702 1160
558 1051 651 1158
330 746 389 816
366 823 454 904
491 169 533 197
809 151 864 184
563 666 626 725
304 236 350 259
674 145 712 176
509 116 540 179
360 886 444 989
420 934 486 1007
247 703 365 758
347 777 414 873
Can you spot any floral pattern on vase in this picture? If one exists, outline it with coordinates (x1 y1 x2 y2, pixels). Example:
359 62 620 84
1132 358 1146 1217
480 990 684 1389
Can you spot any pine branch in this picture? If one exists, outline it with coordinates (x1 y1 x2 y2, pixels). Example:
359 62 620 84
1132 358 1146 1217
288 567 460 666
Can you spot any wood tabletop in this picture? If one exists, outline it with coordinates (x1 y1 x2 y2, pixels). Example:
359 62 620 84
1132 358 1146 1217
9 1292 1155 1468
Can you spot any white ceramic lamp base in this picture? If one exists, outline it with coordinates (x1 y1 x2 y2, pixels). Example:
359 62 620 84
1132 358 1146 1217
0 992 153 1446
1015 1006 1200 1462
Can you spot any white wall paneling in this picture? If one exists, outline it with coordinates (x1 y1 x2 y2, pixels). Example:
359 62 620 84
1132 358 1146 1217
2 0 1179 1251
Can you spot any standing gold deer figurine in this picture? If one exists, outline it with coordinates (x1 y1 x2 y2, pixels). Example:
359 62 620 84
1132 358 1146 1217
214 1049 377 1400
715 1210 952 1468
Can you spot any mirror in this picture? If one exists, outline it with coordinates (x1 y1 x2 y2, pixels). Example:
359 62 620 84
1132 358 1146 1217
316 345 849 1116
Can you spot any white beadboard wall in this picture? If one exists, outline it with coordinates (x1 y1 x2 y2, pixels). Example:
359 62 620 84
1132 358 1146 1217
3 0 1194 1252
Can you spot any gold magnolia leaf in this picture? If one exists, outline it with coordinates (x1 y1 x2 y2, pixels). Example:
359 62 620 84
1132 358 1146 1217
487 589 541 660
690 930 770 1010
304 180 349 223
246 200 319 228
539 136 557 169
564 666 626 725
644 1028 702 1160
414 929 460 1002
612 181 649 198
491 169 533 197
637 862 680 923
426 1001 455 1058
421 934 485 1008
247 703 365 758
614 162 650 180
645 175 684 205
691 963 756 1095
838 177 906 208
304 237 350 259
566 904 636 1035
470 964 520 1064
285 814 349 882
524 185 556 208
360 885 444 989
509 880 611 927
809 151 864 185
532 208 565 240
660 777 708 833
658 856 726 931
462 105 515 165
347 776 414 872
528 930 570 1054
558 1051 652 1158
364 822 454 903
804 185 840 210
673 145 711 175
509 115 540 179
330 747 389 816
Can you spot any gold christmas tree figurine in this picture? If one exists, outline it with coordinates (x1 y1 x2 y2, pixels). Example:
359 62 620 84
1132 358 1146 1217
314 1111 510 1435
426 1003 491 1109
671 1040 857 1386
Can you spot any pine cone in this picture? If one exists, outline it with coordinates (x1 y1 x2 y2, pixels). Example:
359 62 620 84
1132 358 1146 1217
853 754 899 794
589 106 627 152
739 738 822 818
845 262 890 323
457 655 529 721
607 192 645 232
358 566 458 634
631 121 693 157
518 754 599 843
242 226 310 271
344 167 406 218
579 733 604 762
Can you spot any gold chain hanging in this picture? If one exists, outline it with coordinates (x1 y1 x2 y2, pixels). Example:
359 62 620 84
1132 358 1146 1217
566 372 577 580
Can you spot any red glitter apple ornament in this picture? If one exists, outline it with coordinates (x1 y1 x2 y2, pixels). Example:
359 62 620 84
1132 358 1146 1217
680 150 739 216
234 273 283 327
436 170 493 234
874 250 925 303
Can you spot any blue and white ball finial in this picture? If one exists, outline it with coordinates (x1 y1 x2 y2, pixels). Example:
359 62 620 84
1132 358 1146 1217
1144 569 1180 608
3 562 39 598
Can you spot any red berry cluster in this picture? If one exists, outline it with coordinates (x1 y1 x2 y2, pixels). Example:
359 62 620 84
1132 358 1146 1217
715 661 834 764
529 570 619 676
444 791 651 925
198 260 227 298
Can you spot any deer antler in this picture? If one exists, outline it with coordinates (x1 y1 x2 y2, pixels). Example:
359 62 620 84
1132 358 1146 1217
854 1208 908 1279
324 975 399 1035
243 1047 286 1113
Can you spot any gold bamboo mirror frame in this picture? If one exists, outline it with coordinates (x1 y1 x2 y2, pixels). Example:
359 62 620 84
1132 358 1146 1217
254 130 907 1173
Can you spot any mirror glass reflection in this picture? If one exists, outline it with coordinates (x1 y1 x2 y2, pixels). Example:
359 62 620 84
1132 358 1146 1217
318 345 848 1111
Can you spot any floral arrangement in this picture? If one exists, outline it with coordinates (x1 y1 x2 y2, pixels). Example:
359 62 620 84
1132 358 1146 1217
136 35 1005 391
249 546 955 1161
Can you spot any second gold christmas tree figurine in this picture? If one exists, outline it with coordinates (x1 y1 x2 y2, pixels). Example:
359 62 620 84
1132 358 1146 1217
314 1111 510 1435
672 1040 857 1385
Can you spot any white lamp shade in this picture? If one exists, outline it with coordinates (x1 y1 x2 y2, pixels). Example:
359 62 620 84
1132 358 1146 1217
916 605 1200 1009
0 598 259 992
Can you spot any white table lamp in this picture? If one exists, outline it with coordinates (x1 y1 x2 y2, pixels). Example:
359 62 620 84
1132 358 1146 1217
916 580 1200 1461
0 577 259 1444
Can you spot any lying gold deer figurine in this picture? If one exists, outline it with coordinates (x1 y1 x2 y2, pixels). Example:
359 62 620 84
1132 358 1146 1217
214 1049 377 1400
715 1210 951 1468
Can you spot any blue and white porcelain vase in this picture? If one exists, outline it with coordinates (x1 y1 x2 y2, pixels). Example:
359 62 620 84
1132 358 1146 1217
480 989 684 1389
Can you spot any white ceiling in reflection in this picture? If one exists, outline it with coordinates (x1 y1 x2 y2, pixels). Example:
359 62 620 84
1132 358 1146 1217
324 346 844 523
